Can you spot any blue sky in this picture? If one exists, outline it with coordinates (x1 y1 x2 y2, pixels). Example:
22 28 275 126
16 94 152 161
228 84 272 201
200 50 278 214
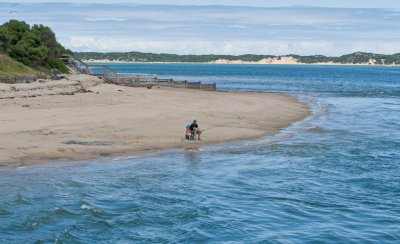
1 1 400 55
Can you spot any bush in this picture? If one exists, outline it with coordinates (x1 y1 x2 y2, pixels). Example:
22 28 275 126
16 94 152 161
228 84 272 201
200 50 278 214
48 58 69 73
0 20 70 73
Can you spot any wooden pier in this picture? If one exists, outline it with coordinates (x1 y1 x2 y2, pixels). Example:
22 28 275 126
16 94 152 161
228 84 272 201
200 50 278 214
72 60 217 91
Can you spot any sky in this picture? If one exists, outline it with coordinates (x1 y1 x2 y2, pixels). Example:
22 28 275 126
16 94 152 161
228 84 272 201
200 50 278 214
1 1 400 55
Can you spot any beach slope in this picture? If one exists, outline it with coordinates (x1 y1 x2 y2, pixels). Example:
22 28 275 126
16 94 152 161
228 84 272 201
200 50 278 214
0 74 309 166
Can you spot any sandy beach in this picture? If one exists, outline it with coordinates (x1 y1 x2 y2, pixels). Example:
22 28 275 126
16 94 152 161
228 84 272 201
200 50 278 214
0 74 310 167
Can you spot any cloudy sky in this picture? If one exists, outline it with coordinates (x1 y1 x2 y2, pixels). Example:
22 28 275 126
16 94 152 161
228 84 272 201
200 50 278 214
1 1 400 55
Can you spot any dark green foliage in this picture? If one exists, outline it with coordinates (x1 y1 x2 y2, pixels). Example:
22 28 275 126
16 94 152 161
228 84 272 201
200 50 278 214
74 51 275 63
48 58 69 73
75 51 400 65
0 20 70 73
296 55 333 63
0 20 30 51
292 52 400 65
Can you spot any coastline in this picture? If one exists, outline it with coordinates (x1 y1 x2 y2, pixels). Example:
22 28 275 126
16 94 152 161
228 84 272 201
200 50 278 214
83 59 400 66
0 73 310 167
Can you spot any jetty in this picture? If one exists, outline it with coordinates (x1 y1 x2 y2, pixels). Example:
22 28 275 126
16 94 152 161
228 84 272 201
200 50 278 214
71 58 217 91
0 55 217 91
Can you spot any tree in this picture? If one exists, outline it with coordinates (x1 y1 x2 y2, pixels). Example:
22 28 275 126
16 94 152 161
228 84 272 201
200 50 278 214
0 20 69 73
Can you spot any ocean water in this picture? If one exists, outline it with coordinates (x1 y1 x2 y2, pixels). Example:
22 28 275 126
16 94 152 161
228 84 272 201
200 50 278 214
1 64 399 243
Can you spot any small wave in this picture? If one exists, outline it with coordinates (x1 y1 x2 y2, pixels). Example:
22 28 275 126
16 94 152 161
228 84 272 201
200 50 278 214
307 126 324 133
195 95 327 153
48 207 77 217
0 208 10 216
15 192 29 204
111 155 140 161
80 203 104 214
383 102 400 106
26 220 38 229
247 95 328 145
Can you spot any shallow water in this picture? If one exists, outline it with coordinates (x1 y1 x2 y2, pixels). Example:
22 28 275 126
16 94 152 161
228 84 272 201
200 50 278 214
1 64 399 243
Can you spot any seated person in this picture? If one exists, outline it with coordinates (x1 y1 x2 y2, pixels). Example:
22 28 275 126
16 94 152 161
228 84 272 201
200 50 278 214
185 125 192 140
190 120 201 140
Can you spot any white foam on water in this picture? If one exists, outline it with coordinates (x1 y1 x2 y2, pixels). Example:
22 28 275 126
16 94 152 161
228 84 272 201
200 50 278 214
80 204 103 214
197 94 328 153
111 155 141 161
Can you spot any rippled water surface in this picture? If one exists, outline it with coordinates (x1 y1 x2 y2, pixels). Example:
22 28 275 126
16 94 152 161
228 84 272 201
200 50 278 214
1 64 399 243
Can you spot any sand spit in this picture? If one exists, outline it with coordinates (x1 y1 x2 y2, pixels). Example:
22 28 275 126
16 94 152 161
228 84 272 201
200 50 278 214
0 74 309 167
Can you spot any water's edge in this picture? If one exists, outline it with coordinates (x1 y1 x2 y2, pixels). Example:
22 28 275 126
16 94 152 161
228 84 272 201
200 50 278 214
1 92 313 170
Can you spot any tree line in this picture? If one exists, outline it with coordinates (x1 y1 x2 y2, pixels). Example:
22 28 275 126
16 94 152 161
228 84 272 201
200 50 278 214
0 20 71 73
74 51 400 65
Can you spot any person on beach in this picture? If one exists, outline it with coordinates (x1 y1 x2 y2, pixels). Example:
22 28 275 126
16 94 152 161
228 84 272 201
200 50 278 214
190 120 202 140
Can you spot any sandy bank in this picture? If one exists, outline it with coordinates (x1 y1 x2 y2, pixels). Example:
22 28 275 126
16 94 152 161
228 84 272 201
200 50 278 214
83 58 399 66
0 74 310 167
209 56 299 64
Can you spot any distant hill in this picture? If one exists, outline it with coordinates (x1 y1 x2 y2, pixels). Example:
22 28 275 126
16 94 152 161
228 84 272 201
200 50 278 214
295 52 400 65
0 54 40 76
75 52 273 63
74 51 400 65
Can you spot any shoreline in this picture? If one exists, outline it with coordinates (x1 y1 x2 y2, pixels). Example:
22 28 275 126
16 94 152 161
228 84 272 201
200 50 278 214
84 60 400 67
0 74 310 167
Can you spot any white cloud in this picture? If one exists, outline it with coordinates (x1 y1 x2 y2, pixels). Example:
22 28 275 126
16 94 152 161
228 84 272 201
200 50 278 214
12 0 400 9
227 25 247 29
84 18 127 22
2 2 399 55
64 36 400 55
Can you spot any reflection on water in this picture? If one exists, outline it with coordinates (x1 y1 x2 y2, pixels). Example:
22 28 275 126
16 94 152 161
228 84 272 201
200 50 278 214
184 148 202 164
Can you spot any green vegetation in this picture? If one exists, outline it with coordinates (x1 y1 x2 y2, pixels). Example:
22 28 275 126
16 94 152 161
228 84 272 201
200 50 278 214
296 52 400 65
10 85 17 91
0 54 40 76
74 51 400 65
74 51 274 63
333 52 400 65
0 20 71 75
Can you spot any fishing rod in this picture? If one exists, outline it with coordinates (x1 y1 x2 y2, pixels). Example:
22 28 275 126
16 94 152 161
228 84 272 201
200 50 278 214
201 122 241 132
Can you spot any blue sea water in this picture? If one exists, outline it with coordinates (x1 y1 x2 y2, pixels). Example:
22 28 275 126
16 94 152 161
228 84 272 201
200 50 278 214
1 64 399 243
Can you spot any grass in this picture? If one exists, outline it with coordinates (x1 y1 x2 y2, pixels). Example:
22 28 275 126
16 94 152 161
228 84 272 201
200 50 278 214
0 54 41 77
